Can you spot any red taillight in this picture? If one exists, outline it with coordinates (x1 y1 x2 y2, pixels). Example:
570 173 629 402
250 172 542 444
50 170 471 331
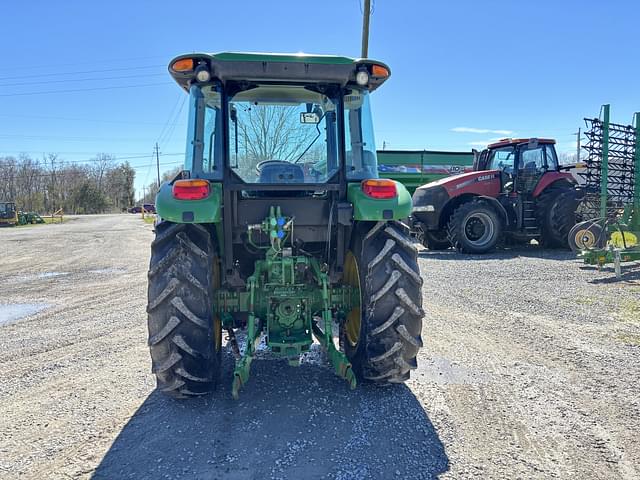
362 179 397 199
172 179 210 200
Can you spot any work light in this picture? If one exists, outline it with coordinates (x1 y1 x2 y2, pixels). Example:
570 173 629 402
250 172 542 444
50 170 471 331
355 70 369 86
195 64 211 83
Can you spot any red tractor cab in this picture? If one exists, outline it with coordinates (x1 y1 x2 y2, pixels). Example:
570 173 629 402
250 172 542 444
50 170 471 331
412 138 582 253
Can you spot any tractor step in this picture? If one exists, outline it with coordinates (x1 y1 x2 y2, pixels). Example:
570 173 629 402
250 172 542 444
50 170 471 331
522 199 538 234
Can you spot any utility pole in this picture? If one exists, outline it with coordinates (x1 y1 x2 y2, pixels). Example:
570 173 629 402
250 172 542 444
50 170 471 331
574 128 581 161
154 143 161 186
361 0 372 58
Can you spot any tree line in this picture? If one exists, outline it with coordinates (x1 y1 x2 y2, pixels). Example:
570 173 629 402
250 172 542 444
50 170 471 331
0 153 135 214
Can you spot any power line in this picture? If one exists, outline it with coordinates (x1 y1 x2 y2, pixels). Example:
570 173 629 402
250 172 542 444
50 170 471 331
0 153 182 165
142 152 156 188
0 133 164 142
158 96 187 148
146 93 186 186
0 149 176 155
154 143 161 185
0 73 166 88
0 64 165 82
0 55 167 73
155 93 184 144
0 82 172 97
0 113 186 127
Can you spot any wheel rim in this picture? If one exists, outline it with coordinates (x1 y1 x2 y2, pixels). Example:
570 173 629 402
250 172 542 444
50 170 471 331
343 251 362 348
574 227 597 249
463 212 495 247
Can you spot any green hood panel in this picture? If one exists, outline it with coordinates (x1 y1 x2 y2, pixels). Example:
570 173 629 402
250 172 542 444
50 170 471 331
212 52 355 65
156 182 222 223
348 181 412 221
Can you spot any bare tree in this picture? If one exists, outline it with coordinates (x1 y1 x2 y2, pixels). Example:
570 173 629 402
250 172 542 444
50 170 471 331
231 105 322 178
0 153 136 214
90 153 116 193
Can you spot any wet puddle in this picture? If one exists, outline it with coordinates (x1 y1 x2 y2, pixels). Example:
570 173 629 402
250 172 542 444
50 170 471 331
4 268 126 284
0 303 50 327
36 272 70 279
88 268 127 275
4 272 70 283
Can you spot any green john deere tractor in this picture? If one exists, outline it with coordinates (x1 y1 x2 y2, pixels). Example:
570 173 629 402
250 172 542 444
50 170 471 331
148 52 424 399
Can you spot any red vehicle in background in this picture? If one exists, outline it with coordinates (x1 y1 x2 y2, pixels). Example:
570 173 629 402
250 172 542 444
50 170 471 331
411 138 583 253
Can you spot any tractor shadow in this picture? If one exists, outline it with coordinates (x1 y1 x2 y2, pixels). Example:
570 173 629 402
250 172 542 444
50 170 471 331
93 349 449 480
582 262 640 285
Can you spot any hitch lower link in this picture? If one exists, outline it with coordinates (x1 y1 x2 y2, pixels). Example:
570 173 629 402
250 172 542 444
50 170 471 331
230 274 357 399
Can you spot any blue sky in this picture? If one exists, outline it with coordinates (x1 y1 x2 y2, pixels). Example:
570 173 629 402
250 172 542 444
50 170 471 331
2 0 639 197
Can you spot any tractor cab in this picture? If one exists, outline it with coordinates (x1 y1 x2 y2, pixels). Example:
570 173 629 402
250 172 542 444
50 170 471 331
476 138 560 195
0 202 17 226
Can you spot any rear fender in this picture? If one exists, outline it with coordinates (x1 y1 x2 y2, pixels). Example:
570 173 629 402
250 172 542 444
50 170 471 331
348 181 412 221
156 181 222 223
438 193 509 228
532 172 576 197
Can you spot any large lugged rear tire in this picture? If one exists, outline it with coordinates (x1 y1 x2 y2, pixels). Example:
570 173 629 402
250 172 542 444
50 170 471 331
146 222 222 398
422 230 451 250
537 186 581 248
447 199 502 254
344 221 424 384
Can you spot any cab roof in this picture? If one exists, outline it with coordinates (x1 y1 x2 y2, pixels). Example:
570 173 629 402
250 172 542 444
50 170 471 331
168 51 391 93
488 138 556 149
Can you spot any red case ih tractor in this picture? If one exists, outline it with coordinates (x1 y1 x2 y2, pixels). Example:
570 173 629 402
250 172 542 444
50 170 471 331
412 138 583 253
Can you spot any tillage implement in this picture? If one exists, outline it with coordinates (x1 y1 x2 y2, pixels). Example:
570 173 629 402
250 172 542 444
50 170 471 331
570 104 640 276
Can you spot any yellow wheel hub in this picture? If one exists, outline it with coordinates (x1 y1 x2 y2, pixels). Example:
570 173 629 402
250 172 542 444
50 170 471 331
574 228 597 249
212 253 222 352
214 316 222 351
343 251 362 347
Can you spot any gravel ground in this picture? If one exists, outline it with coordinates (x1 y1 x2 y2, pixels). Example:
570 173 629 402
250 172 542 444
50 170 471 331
0 214 639 479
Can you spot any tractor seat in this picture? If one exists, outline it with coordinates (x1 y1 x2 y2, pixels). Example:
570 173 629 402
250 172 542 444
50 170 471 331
257 160 305 183
254 160 307 197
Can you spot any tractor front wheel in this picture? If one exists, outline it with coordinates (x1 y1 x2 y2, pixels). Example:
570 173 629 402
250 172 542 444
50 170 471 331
447 200 502 254
343 221 424 384
146 222 222 398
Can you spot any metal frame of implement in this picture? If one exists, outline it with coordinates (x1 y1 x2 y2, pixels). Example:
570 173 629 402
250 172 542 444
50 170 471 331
578 104 640 274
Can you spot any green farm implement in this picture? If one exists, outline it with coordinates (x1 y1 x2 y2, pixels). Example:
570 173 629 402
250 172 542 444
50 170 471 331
147 52 424 398
569 104 640 276
17 211 45 225
376 150 473 196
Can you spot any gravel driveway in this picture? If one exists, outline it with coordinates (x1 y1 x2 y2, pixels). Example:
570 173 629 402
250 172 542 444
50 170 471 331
0 214 638 479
